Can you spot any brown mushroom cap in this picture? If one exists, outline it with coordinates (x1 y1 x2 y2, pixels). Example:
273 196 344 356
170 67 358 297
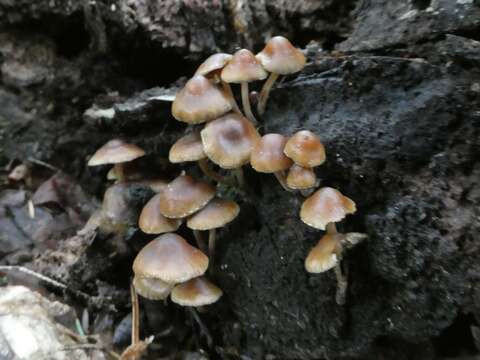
100 183 138 232
250 133 292 173
169 132 206 163
172 75 232 124
171 277 222 306
133 275 174 300
88 139 145 166
286 164 317 189
158 175 215 219
139 193 182 234
256 36 306 75
305 233 342 273
201 113 259 169
187 198 239 231
283 130 326 168
194 53 232 78
300 187 356 230
221 49 268 83
133 233 209 283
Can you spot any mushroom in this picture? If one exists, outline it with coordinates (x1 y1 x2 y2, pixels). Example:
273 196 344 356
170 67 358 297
171 75 232 124
256 36 306 114
194 53 240 114
171 276 222 307
305 231 343 274
132 233 209 284
286 164 317 190
250 133 293 191
187 198 239 259
133 275 174 300
169 131 226 184
221 49 268 125
138 193 181 234
201 113 259 186
300 187 356 230
283 130 326 168
158 174 215 219
87 139 145 182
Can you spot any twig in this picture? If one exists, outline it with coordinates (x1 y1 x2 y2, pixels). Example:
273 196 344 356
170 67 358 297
27 157 60 172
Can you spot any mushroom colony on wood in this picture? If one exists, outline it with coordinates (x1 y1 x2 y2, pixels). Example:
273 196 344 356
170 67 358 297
83 36 366 345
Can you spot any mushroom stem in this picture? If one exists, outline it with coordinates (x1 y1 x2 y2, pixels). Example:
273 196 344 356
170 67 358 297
114 163 126 182
222 81 242 115
241 82 258 125
130 282 140 346
193 230 208 254
198 158 228 184
188 307 213 347
274 171 293 192
257 72 279 115
334 262 348 306
208 228 216 261
326 222 338 234
233 167 245 188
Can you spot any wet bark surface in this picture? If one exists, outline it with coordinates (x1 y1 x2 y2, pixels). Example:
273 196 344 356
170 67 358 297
0 1 479 359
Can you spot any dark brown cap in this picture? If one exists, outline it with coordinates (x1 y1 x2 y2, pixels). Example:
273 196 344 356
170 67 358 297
88 139 145 166
171 276 222 306
256 36 306 75
221 49 268 83
300 187 356 230
169 131 206 163
172 75 232 124
201 113 259 169
158 175 215 219
133 233 209 283
284 130 326 168
250 133 292 173
187 198 239 230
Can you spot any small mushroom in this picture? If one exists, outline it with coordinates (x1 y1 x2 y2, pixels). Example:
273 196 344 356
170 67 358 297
250 133 293 191
300 187 356 230
132 233 209 284
171 276 222 307
256 36 306 114
305 232 342 274
88 139 145 182
98 183 138 233
201 113 259 186
158 175 215 219
286 164 317 190
133 275 174 300
284 130 326 168
221 49 267 125
194 53 241 114
172 75 232 124
138 193 181 234
169 131 226 183
187 198 240 259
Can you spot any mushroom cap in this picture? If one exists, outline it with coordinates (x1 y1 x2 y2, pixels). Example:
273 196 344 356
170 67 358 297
300 187 356 230
158 175 216 219
305 233 342 273
88 139 145 166
171 277 222 307
133 233 209 283
133 275 174 300
250 133 292 173
201 113 259 169
195 53 232 77
169 132 206 163
139 193 182 234
283 130 326 168
286 164 317 189
187 198 240 230
221 49 268 83
171 75 232 124
256 36 306 75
